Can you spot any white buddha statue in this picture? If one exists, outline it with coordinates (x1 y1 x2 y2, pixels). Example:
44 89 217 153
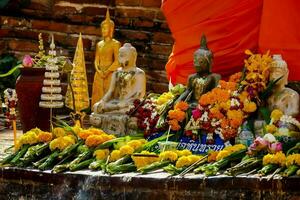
93 43 146 114
267 54 299 117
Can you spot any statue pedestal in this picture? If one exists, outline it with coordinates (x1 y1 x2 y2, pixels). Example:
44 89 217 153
90 113 138 136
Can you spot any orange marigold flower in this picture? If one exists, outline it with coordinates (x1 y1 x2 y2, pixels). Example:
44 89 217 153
168 109 186 122
199 93 213 106
78 130 93 140
227 110 244 128
38 132 53 143
239 91 249 102
85 135 104 147
209 107 224 119
174 101 189 111
88 128 106 135
219 101 230 111
243 101 257 113
219 80 237 91
229 72 242 83
212 87 230 103
208 151 219 162
168 119 181 131
220 118 230 129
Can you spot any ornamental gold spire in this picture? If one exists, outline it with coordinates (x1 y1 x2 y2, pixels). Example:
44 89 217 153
65 33 90 112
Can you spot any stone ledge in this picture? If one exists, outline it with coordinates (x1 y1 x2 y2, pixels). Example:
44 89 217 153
0 167 300 200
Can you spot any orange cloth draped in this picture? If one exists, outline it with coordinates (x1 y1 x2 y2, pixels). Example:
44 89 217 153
162 0 300 84
258 0 300 81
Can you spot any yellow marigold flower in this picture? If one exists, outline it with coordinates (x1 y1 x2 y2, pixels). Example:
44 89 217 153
216 150 230 161
37 132 53 143
157 92 174 105
263 151 286 167
31 127 42 135
176 156 190 168
243 101 257 113
270 109 283 122
72 125 82 135
139 139 147 144
19 131 39 146
132 151 158 169
188 155 203 164
176 149 192 157
265 124 277 133
159 151 178 162
110 150 122 162
52 127 65 138
174 101 189 111
120 145 135 156
127 140 143 150
93 149 110 160
286 154 300 167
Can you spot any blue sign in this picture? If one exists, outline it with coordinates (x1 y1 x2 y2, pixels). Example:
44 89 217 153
177 134 225 154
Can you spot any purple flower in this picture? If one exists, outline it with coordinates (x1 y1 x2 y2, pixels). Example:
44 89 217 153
192 108 202 120
268 142 282 154
22 55 33 67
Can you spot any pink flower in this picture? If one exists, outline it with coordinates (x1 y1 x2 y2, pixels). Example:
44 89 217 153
268 142 282 154
248 137 269 153
192 108 202 120
22 55 33 67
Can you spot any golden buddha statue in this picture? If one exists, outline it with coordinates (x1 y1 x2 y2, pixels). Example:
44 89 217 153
267 55 299 117
91 8 121 107
93 43 146 114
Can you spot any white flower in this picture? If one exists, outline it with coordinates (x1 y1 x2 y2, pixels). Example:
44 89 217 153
263 133 277 143
200 111 209 122
230 98 240 107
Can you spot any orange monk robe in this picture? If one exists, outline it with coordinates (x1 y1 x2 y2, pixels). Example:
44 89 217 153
259 0 300 81
162 0 263 84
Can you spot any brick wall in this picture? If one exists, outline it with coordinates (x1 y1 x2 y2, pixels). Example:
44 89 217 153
0 0 173 95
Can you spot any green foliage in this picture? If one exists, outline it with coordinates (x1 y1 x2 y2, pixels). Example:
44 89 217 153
0 54 20 98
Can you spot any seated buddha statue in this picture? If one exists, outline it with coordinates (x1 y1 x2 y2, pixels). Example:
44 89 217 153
178 35 220 108
92 9 121 107
93 43 146 114
267 54 299 117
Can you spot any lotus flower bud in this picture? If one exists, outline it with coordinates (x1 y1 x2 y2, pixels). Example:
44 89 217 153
22 55 33 67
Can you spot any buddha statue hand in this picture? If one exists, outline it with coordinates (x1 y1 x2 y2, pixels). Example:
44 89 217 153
93 100 105 113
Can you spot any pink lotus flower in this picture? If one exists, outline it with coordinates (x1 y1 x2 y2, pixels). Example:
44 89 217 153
248 137 269 153
22 55 33 67
192 108 202 120
268 142 282 154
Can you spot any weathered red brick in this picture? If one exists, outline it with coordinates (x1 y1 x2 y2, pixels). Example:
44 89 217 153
147 81 168 93
115 8 156 20
116 0 141 6
152 32 173 44
0 41 7 54
81 7 108 17
141 0 161 8
115 18 131 26
156 10 165 20
27 1 53 11
150 44 172 55
0 16 30 28
8 39 39 52
132 19 154 28
56 0 111 5
53 5 78 17
118 29 150 41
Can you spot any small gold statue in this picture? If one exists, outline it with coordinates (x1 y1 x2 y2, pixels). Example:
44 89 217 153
93 43 146 114
267 54 299 117
178 35 220 108
91 8 121 107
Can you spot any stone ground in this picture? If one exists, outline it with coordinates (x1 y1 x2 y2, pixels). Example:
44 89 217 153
0 129 22 160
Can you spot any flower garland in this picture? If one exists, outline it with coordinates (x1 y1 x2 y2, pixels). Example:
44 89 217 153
4 89 17 127
193 50 272 141
262 151 286 167
167 101 189 131
128 99 160 137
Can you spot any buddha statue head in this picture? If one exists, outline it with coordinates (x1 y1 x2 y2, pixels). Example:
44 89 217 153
118 43 137 69
193 34 213 74
270 54 289 88
101 8 115 38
